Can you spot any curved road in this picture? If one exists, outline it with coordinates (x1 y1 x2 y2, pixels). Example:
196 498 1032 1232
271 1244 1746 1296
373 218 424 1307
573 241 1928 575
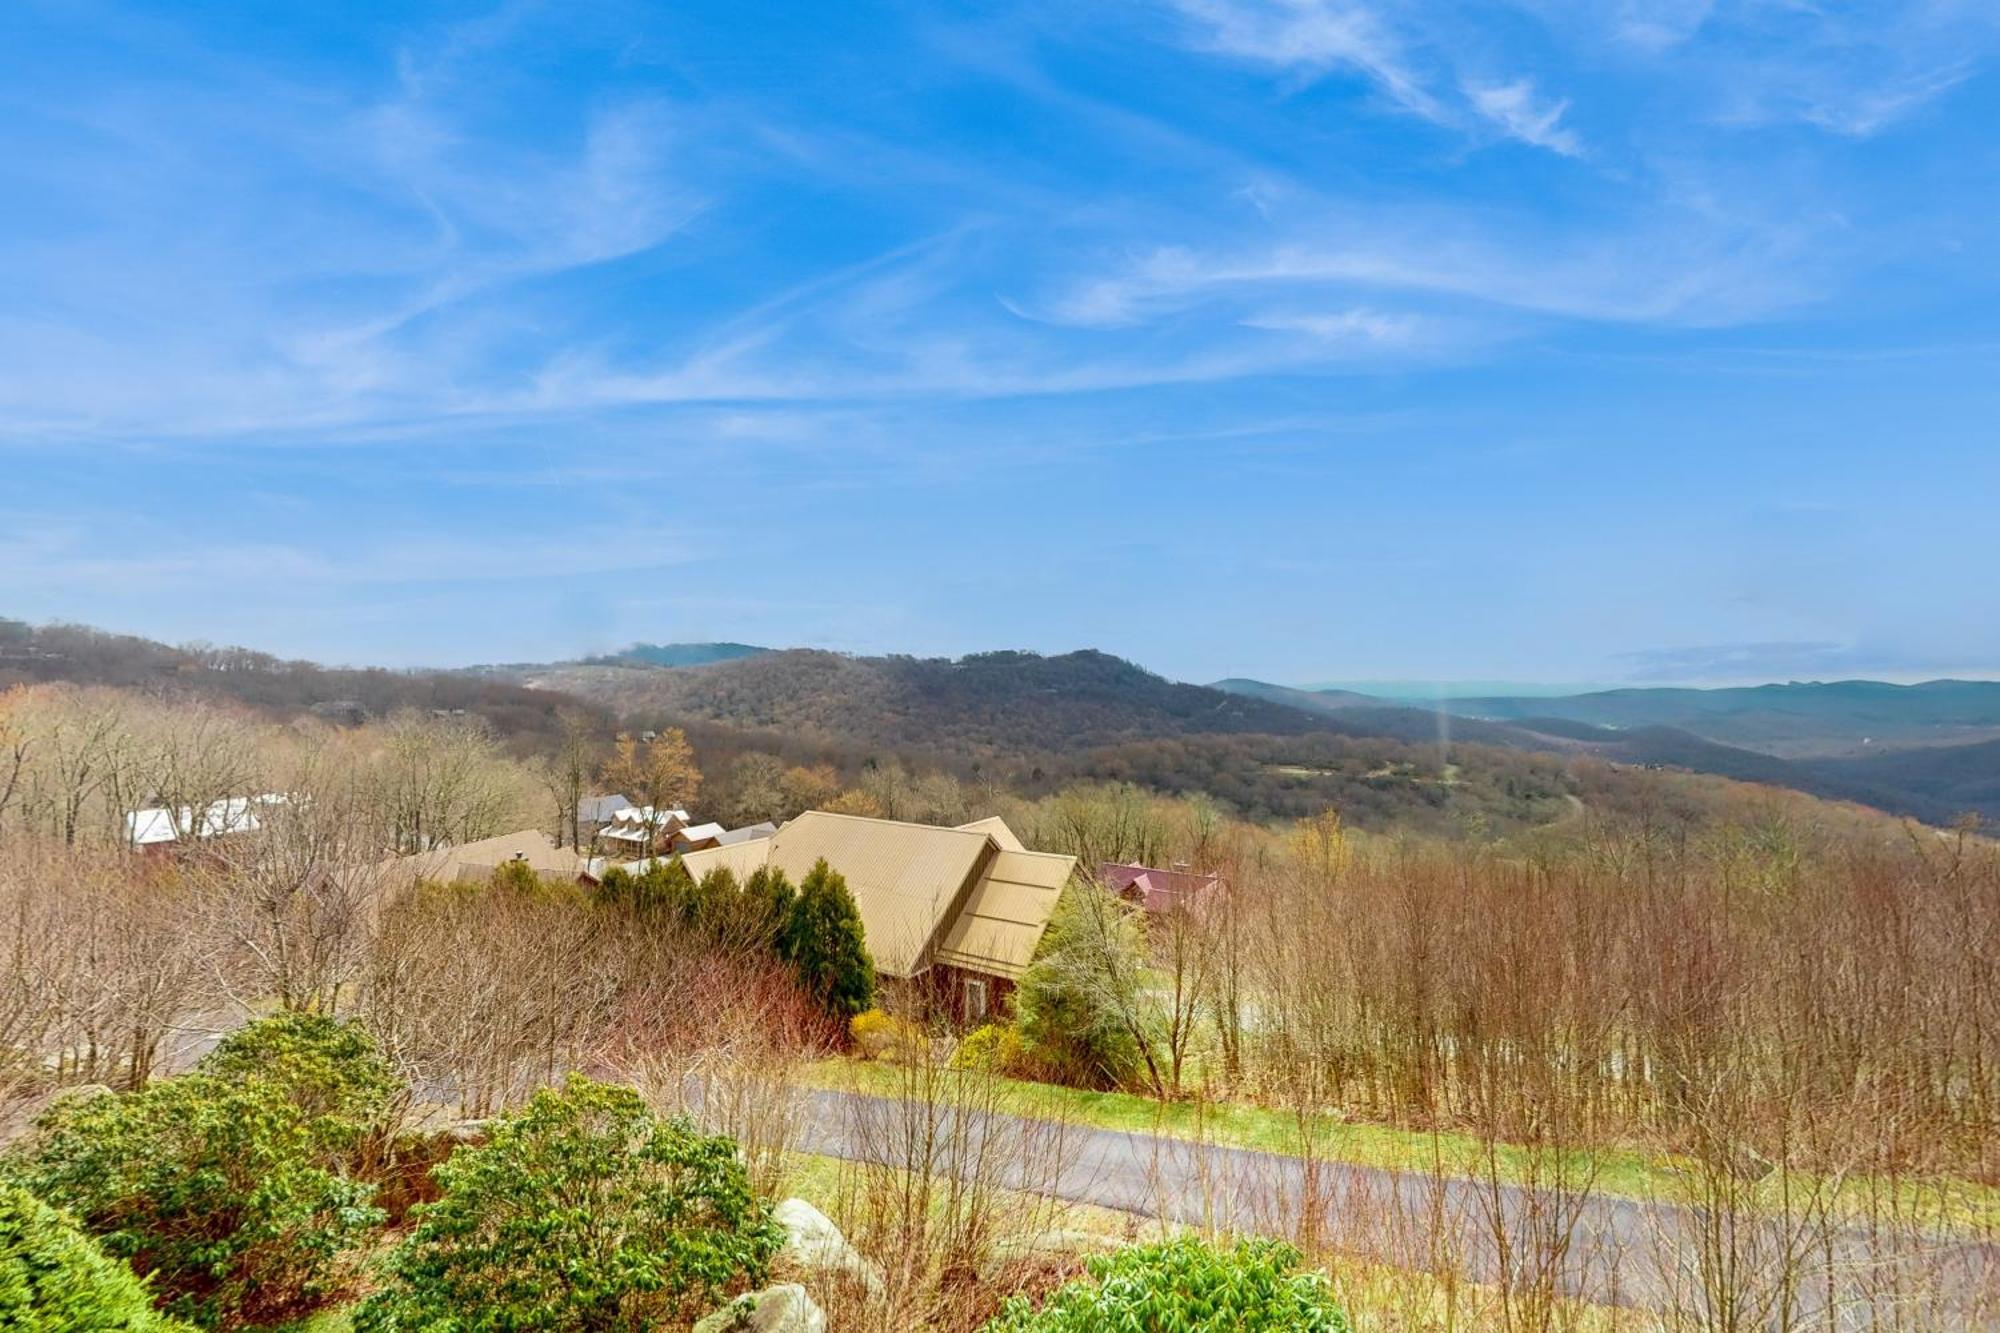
789 1084 1999 1330
155 1018 1998 1328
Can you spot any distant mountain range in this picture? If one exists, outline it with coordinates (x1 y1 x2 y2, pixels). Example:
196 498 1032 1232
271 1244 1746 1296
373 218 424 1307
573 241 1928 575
580 642 771 669
1432 679 2000 757
10 616 1997 828
1209 677 2000 825
508 648 1999 824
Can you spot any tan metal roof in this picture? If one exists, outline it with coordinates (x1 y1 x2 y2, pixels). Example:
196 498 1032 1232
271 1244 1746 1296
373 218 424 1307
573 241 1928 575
955 815 1026 852
934 847 1075 979
764 811 992 977
677 811 1074 982
678 836 774 885
380 829 588 891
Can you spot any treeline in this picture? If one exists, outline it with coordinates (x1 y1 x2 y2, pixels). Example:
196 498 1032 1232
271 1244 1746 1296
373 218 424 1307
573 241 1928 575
0 684 547 854
0 619 609 748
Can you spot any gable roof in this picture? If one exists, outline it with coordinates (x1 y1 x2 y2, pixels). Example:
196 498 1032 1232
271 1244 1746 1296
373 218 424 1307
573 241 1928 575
680 811 1075 980
125 793 286 846
578 794 633 822
764 811 992 977
953 815 1025 852
382 829 588 890
1098 860 1222 912
678 835 774 886
935 846 1074 980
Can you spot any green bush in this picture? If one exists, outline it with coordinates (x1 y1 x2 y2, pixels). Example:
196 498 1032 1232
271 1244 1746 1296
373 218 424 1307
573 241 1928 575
743 866 796 950
197 1011 398 1163
3 1074 384 1329
1012 892 1148 1089
0 1183 187 1331
355 1075 783 1332
984 1237 1350 1332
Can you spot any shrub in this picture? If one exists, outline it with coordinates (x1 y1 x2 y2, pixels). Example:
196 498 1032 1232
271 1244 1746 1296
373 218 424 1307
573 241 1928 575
1012 893 1148 1089
355 1075 783 1332
197 1011 398 1162
600 856 697 919
949 1022 1026 1074
3 1074 384 1328
0 1183 186 1331
850 1008 925 1062
779 859 875 1018
985 1237 1349 1332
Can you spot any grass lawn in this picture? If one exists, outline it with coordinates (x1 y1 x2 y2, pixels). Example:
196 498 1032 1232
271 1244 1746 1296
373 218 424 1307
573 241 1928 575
806 1057 2000 1232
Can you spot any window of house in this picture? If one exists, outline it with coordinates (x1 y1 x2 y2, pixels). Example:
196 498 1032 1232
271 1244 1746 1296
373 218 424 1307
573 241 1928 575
963 978 989 1024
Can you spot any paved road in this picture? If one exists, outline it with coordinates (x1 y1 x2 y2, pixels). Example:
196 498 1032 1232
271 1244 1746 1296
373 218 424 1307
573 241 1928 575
778 1083 2000 1330
155 1022 2000 1328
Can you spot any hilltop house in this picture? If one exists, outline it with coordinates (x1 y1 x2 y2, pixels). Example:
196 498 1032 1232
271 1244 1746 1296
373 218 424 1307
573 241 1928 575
125 793 287 853
682 811 1075 1023
594 805 690 856
1098 860 1222 913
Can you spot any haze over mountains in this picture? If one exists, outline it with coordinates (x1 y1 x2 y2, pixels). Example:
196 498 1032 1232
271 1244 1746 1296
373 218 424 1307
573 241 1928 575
522 642 2000 826
9 619 1999 827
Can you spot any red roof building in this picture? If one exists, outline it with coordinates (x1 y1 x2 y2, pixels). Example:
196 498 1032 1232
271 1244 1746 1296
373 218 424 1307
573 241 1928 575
1097 861 1223 913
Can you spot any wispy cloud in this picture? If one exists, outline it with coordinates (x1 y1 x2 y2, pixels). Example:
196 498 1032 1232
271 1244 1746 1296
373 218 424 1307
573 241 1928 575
1161 0 1589 157
1025 198 1820 333
1464 78 1583 156
1239 307 1419 342
1165 0 1442 119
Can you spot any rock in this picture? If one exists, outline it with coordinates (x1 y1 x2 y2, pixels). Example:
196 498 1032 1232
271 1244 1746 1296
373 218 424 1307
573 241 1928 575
773 1196 884 1297
440 1118 492 1144
694 1283 826 1333
978 1229 1123 1283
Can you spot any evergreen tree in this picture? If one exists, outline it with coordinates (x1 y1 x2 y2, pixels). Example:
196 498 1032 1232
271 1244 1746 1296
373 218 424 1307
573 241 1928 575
744 865 796 950
778 858 874 1017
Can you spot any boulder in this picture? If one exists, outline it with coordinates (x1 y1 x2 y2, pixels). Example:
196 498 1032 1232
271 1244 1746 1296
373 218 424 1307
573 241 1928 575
694 1282 826 1333
773 1196 884 1297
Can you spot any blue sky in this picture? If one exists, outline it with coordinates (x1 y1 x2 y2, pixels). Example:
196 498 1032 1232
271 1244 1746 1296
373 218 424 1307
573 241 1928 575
3 0 1997 686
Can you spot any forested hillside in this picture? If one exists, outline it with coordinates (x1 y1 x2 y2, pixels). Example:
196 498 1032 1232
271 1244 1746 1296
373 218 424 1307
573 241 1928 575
9 617 1989 829
0 619 605 747
516 648 1553 757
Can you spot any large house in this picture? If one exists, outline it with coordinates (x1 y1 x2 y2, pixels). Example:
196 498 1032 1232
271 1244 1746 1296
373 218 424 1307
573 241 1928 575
593 805 690 856
683 810 1075 1023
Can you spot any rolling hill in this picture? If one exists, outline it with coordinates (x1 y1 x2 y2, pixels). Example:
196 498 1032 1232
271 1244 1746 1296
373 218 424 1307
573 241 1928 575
1211 677 2000 825
0 618 608 746
510 649 1568 761
1439 679 2000 758
11 613 1992 828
